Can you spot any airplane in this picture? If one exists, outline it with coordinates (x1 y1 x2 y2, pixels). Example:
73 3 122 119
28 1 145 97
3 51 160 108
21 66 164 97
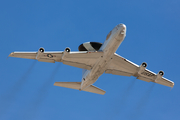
9 23 174 95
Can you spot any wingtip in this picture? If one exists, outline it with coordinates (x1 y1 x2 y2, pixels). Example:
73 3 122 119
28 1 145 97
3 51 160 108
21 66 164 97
169 82 174 91
8 52 14 57
7 52 14 59
171 82 174 88
101 92 106 95
53 82 57 86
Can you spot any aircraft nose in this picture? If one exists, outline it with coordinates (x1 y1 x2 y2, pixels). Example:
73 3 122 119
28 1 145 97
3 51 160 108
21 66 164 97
117 24 126 35
118 23 126 29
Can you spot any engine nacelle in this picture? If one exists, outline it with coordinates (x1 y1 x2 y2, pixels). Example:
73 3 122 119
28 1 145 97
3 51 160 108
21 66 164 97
62 47 71 60
65 47 71 53
158 71 164 76
138 62 147 74
78 42 102 51
36 47 45 59
155 71 164 82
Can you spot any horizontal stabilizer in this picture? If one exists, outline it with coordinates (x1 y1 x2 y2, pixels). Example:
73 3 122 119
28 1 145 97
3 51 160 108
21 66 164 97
54 82 106 95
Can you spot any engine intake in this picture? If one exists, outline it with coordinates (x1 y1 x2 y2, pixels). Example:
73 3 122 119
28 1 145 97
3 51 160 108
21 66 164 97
141 62 147 67
138 62 147 74
39 47 45 53
36 47 45 59
62 47 71 60
158 71 164 76
65 47 71 53
155 71 164 82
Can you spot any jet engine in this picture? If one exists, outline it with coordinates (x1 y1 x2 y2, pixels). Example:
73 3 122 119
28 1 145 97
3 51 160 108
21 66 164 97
138 62 147 74
158 71 164 76
155 71 164 82
78 42 102 51
62 47 71 60
64 47 71 53
36 47 45 59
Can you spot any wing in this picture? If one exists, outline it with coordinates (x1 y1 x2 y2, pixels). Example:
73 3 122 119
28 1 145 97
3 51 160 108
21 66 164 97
8 52 62 63
9 51 103 70
105 53 174 88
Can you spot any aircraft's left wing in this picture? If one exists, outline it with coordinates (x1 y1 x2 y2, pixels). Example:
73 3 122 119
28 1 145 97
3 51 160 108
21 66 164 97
105 53 174 88
9 50 103 70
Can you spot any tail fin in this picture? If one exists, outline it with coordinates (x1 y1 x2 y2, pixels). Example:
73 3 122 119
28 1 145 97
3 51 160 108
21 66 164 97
54 82 106 95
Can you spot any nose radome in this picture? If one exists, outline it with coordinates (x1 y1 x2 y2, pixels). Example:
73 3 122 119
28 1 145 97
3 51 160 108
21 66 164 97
118 24 126 35
119 23 126 29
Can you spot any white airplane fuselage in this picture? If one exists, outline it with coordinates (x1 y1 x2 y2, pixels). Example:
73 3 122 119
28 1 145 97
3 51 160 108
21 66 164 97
80 24 126 90
9 23 174 94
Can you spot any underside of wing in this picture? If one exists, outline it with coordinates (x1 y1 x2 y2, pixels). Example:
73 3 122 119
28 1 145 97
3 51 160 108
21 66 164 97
105 53 174 88
9 52 37 59
137 69 174 87
9 51 63 63
62 51 103 70
9 49 103 70
105 53 139 76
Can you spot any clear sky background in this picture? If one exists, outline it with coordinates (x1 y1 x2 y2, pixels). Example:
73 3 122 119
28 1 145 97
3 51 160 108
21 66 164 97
0 0 180 120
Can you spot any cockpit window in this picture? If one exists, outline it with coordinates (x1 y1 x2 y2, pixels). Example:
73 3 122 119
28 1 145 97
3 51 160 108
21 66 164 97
106 31 112 40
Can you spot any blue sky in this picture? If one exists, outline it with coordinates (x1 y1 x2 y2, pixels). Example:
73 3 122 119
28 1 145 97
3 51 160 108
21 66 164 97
0 0 180 120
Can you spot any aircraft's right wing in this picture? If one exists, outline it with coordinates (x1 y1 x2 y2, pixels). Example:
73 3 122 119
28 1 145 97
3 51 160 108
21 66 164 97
8 52 62 63
105 53 174 88
9 50 103 70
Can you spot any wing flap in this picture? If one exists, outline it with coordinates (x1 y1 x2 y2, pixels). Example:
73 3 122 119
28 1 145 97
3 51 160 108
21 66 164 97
105 69 132 76
54 82 106 95
62 51 103 70
38 59 55 63
137 76 152 82
63 61 92 70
